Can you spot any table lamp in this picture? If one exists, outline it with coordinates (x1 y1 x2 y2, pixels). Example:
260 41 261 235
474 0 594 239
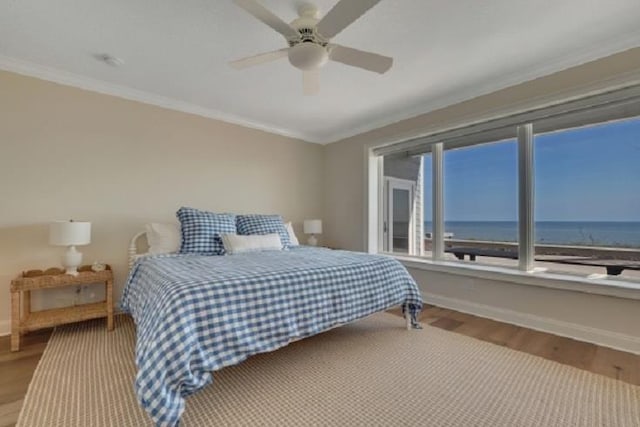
303 219 322 246
49 220 91 276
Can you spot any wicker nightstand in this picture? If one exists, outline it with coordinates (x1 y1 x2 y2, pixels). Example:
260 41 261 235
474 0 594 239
10 266 114 352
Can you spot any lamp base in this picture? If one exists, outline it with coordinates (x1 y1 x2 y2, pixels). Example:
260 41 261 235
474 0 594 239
307 235 318 246
63 245 83 276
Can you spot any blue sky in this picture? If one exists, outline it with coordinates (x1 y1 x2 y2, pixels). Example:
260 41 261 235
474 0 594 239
423 117 640 222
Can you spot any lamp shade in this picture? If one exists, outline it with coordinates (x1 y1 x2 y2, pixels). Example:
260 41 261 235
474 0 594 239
49 221 91 246
303 219 322 235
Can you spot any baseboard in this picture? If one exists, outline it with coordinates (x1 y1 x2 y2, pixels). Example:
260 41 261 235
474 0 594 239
424 292 640 355
0 320 10 337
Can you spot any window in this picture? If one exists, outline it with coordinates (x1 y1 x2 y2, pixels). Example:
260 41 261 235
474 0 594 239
442 139 518 267
371 84 640 283
534 117 640 280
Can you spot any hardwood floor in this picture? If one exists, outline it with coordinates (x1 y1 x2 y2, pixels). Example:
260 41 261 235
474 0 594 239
1 307 638 426
0 328 51 427
415 305 640 385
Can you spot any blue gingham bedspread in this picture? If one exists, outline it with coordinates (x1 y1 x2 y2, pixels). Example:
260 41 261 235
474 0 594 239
120 247 423 426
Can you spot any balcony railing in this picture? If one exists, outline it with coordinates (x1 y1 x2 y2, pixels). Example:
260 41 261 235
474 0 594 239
424 238 640 260
421 238 640 279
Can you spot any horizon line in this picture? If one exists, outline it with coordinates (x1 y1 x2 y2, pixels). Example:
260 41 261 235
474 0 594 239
422 220 640 223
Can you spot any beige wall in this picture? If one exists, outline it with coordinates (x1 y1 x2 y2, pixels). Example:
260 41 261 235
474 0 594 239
323 48 640 353
0 70 324 334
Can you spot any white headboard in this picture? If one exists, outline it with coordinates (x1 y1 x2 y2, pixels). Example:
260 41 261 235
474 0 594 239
128 231 148 270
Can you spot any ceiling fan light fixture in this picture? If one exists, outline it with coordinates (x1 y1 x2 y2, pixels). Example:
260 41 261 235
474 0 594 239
288 43 328 71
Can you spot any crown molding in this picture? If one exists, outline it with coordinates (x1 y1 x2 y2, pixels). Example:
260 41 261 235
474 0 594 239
0 54 324 144
2 32 639 146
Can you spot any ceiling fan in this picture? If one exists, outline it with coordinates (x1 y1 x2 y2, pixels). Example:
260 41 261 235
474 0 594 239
230 0 392 95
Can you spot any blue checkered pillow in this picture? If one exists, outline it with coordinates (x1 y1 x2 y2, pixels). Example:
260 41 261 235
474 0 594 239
176 207 236 255
236 214 291 249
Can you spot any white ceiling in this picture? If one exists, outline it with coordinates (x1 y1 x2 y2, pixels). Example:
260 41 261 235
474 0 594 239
1 1 640 143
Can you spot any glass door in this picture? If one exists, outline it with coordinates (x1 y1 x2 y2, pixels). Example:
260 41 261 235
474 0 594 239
383 178 415 254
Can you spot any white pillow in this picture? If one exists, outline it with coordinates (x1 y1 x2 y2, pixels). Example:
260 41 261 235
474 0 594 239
221 233 283 255
285 222 299 246
145 222 181 254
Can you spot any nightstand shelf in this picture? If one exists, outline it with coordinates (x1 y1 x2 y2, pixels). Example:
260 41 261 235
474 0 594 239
22 302 109 332
10 266 114 351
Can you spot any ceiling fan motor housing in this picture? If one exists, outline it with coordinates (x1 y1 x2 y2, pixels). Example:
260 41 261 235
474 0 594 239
287 8 329 71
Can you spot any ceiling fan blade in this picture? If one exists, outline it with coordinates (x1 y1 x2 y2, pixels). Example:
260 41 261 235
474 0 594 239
229 48 289 69
316 0 382 39
329 44 392 74
303 70 320 95
233 0 300 40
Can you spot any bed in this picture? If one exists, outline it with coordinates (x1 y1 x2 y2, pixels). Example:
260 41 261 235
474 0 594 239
121 232 423 427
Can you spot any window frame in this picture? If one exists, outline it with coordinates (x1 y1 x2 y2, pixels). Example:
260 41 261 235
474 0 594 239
366 84 640 288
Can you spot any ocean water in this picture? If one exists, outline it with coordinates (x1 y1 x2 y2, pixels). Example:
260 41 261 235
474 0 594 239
422 221 640 248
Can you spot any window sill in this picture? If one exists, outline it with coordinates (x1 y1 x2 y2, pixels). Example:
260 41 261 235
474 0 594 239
390 254 640 301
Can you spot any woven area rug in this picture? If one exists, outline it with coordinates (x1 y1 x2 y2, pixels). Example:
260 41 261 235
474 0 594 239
18 313 640 426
